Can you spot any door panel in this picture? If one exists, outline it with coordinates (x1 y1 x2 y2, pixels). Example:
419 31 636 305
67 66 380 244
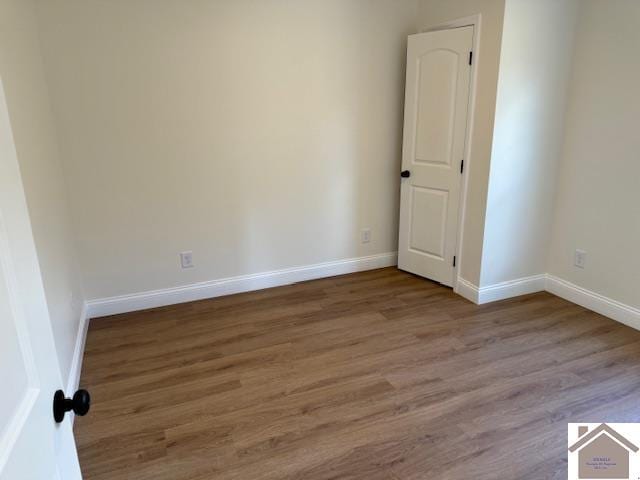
0 78 81 480
0 272 30 417
409 186 448 258
398 27 473 286
415 49 458 165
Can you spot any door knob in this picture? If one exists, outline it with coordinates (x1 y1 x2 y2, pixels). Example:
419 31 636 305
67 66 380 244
53 389 91 423
401 170 411 178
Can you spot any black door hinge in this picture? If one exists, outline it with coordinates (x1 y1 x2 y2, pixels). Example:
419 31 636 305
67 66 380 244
453 256 457 267
469 51 473 65
460 159 464 174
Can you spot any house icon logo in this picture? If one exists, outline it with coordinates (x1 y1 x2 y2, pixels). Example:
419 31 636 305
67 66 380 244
568 424 640 479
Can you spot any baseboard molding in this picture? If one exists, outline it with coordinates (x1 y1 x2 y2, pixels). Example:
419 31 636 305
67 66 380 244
66 302 89 425
546 275 640 331
457 272 640 331
67 302 89 394
86 252 398 318
478 274 547 304
456 274 546 305
455 277 479 304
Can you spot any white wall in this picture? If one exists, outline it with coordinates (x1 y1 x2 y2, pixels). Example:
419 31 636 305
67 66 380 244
548 0 640 310
417 0 505 286
0 0 85 388
36 0 419 301
480 0 578 287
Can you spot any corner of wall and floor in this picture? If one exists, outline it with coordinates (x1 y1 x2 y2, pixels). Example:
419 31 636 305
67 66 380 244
455 273 640 333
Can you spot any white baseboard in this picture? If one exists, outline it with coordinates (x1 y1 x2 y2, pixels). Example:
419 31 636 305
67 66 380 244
67 302 89 394
86 252 398 318
455 277 479 304
455 274 546 305
66 302 89 425
478 274 547 304
546 275 640 331
456 272 640 332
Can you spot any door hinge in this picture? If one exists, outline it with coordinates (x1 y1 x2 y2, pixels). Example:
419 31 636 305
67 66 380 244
469 51 473 65
460 159 464 174
453 256 457 267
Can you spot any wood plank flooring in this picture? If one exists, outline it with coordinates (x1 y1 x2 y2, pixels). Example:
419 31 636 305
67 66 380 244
75 268 640 479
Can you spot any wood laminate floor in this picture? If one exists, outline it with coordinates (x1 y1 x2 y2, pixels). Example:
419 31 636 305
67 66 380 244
75 268 640 480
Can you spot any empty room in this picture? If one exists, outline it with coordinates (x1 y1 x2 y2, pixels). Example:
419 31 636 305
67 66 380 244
1 0 639 479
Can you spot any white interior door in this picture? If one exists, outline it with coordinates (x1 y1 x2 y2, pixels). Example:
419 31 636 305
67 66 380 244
398 27 473 287
0 80 82 480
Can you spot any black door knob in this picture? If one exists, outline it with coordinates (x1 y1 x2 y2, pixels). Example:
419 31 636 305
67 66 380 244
53 389 91 423
400 170 411 178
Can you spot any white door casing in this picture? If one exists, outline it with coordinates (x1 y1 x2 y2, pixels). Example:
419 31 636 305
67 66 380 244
398 27 473 286
0 79 82 480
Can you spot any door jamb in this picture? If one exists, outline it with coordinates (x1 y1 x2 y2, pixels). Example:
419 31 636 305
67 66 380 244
420 14 481 294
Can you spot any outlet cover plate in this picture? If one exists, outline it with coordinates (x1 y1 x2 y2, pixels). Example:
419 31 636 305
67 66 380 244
574 249 587 269
180 251 194 269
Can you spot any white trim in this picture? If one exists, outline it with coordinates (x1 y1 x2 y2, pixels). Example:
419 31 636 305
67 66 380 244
456 277 479 304
546 275 640 332
87 252 398 318
67 302 89 394
478 274 547 304
66 302 89 426
455 274 546 305
456 273 640 332
421 14 482 294
421 14 481 33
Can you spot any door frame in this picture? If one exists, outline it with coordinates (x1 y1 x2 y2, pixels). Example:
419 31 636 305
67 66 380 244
418 14 481 295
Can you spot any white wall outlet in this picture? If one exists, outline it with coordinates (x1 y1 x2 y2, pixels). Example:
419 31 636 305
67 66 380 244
180 251 194 269
574 249 587 269
361 228 371 244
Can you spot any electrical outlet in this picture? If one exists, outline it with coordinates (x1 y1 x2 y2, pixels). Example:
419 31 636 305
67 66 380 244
361 228 371 244
574 249 587 269
180 251 194 269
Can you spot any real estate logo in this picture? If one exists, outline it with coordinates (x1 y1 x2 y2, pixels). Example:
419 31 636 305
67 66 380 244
568 423 640 479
